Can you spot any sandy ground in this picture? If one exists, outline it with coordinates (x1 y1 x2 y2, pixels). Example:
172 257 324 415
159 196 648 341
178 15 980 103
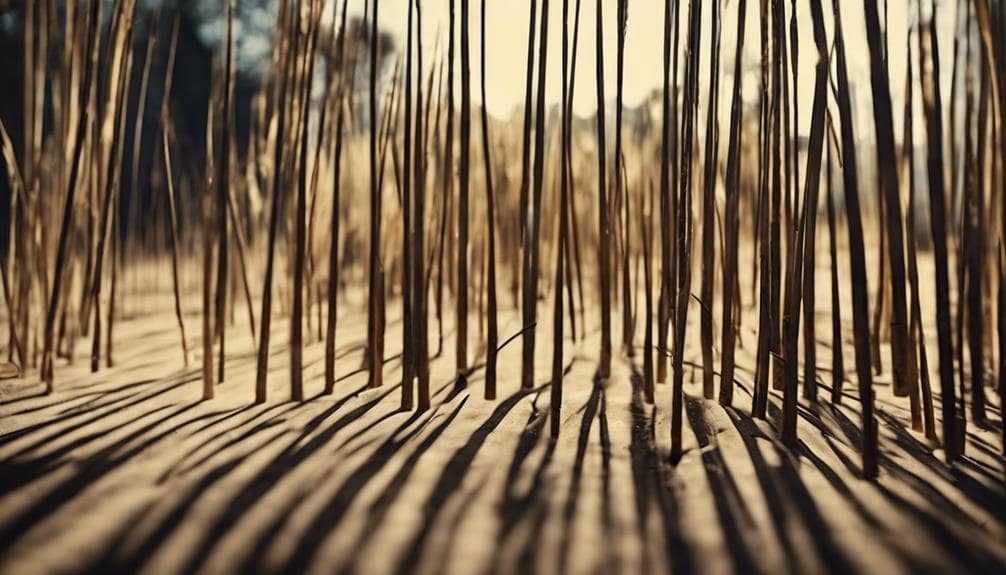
1 262 1004 575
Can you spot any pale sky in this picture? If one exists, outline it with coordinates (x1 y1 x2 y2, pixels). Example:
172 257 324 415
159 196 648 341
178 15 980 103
333 0 958 141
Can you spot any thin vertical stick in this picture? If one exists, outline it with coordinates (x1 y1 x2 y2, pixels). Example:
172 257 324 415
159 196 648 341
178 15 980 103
480 0 497 400
563 204 577 340
566 0 585 337
595 0 611 378
325 0 351 394
699 0 721 400
227 185 257 343
917 0 960 462
616 0 630 352
671 0 702 464
904 32 936 439
719 0 747 406
826 120 845 403
0 120 26 370
900 31 922 429
643 182 654 404
657 0 673 384
865 0 913 399
292 0 320 402
161 123 188 367
216 0 233 384
964 57 989 424
439 5 457 359
668 0 682 347
525 0 549 389
834 0 878 478
23 0 33 190
752 0 772 419
780 0 827 446
202 189 215 401
368 0 383 388
519 0 538 387
414 0 430 410
768 0 783 395
90 2 137 374
401 0 415 409
256 0 296 403
789 0 800 225
551 0 569 439
456 0 471 375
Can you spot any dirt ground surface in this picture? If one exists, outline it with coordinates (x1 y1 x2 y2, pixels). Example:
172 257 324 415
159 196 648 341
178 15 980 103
1 270 1004 575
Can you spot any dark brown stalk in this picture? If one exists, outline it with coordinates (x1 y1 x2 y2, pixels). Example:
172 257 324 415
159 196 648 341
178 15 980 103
106 33 138 371
834 0 878 478
401 0 416 409
566 0 585 337
477 231 486 340
781 0 827 446
292 0 320 402
525 0 549 389
999 244 1005 455
215 0 233 384
917 0 960 461
768 0 783 394
752 0 772 419
699 0 721 400
436 95 452 358
519 0 538 386
414 0 430 411
719 0 747 406
595 0 610 378
457 0 472 375
306 7 339 347
789 0 799 231
870 189 886 377
325 0 351 394
657 0 677 386
551 0 569 439
668 0 682 344
947 2 963 233
904 34 936 439
953 8 972 442
865 0 913 400
422 57 443 305
107 180 119 369
368 0 383 388
643 182 654 404
671 0 702 464
562 183 577 341
801 61 822 402
439 3 457 360
616 0 630 352
202 183 215 401
256 0 297 403
900 33 922 429
965 59 989 424
479 0 498 400
779 0 792 256
999 1 1006 458
826 120 845 403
